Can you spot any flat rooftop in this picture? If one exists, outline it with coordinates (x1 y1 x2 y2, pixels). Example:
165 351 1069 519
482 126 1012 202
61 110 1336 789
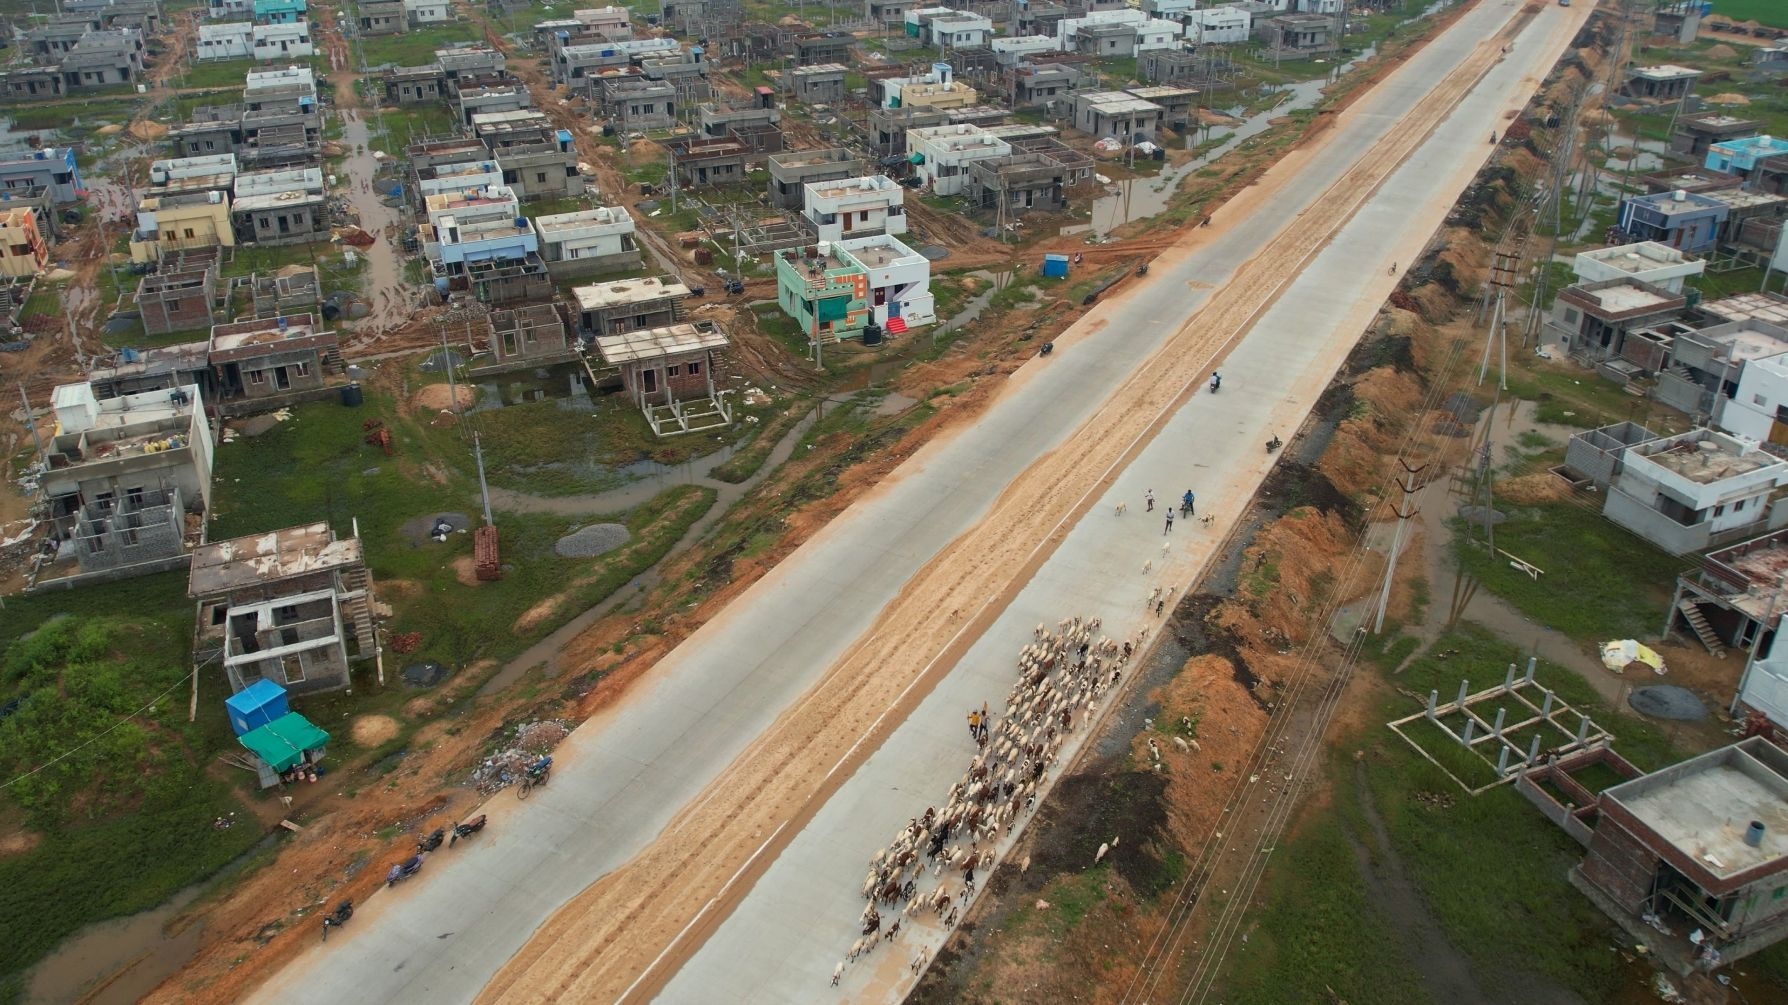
1636 434 1779 484
189 521 363 595
1590 281 1678 314
837 234 921 268
1631 64 1702 80
593 321 727 365
573 275 691 311
1579 242 1693 274
209 315 317 351
1702 293 1788 327
1701 527 1788 621
809 175 900 200
1608 739 1788 881
534 206 632 234
1704 189 1788 211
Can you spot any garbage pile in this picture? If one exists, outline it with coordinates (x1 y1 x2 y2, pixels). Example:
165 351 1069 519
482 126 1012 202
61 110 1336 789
470 720 572 793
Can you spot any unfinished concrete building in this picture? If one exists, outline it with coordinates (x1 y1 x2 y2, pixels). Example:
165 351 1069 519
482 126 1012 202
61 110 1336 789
476 302 574 374
793 31 853 65
207 312 342 410
452 74 533 127
135 256 220 335
1263 13 1336 55
593 320 732 436
786 63 847 105
383 65 443 105
190 522 376 696
768 148 867 210
1569 738 1788 973
967 152 1071 215
471 110 584 201
669 137 748 188
1011 63 1081 109
602 74 679 131
1668 527 1788 663
572 275 690 338
38 382 212 583
250 266 319 317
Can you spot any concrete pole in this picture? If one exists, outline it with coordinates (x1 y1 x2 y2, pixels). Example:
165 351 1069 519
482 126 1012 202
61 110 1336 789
1497 744 1511 776
1427 689 1438 719
1526 656 1537 683
1457 679 1469 708
1462 719 1475 746
1577 716 1590 743
1493 706 1507 739
1542 691 1554 718
1528 734 1543 765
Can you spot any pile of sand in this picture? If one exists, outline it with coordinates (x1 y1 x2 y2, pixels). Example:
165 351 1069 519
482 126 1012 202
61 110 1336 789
1706 92 1752 105
411 383 476 411
350 715 400 747
127 119 168 140
1704 44 1739 60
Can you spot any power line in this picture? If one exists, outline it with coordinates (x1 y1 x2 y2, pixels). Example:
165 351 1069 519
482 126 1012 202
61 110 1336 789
0 668 197 792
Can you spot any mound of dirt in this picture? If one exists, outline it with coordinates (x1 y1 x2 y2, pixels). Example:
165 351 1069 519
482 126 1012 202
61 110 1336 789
95 123 124 135
1706 92 1751 105
1704 43 1738 60
127 119 168 140
1497 471 1570 505
411 384 476 411
350 715 400 748
450 554 486 586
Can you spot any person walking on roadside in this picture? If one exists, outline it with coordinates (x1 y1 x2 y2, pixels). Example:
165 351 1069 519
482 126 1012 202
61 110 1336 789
1165 510 1175 533
1145 489 1155 512
967 710 980 740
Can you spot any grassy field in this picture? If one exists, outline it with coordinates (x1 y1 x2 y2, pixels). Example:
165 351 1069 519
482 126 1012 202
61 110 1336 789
0 578 260 999
357 24 477 69
1221 624 1773 1003
1453 500 1685 643
207 385 717 667
1710 0 1788 27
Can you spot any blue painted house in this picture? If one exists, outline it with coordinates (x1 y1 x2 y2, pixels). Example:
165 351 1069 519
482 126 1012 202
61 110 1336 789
1618 190 1728 253
1705 135 1788 180
253 0 307 25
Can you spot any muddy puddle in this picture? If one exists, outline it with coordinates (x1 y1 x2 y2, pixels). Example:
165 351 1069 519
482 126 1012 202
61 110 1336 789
337 109 411 333
24 886 205 1005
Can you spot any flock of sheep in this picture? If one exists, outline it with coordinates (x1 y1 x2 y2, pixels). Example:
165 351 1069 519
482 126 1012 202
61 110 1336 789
831 615 1138 986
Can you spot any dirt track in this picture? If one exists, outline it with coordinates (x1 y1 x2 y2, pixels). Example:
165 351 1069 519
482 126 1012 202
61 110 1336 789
471 8 1547 1002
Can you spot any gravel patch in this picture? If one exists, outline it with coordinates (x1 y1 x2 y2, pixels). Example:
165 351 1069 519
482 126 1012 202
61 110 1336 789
1628 684 1707 721
555 523 630 558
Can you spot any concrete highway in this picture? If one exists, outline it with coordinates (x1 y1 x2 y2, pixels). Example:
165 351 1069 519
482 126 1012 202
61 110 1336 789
244 2 1589 1001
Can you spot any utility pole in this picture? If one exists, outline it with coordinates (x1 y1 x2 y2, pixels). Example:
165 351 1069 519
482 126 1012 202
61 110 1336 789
1374 459 1428 634
17 382 44 460
1479 248 1519 388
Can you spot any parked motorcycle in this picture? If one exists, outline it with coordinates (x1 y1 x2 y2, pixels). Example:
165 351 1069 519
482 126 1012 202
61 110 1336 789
518 756 553 800
1266 435 1283 454
1039 342 1054 358
386 854 425 888
321 900 354 942
418 828 445 854
1137 263 1150 277
450 815 488 847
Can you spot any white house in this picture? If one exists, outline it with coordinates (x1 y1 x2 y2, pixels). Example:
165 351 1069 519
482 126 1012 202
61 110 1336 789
905 6 993 47
1055 9 1182 52
252 21 313 60
1603 427 1788 554
990 35 1059 66
1720 352 1788 445
531 205 642 277
197 21 253 60
1184 5 1251 43
803 174 907 244
1571 241 1706 295
403 0 452 24
834 234 936 333
908 123 1012 196
1300 0 1343 14
1141 0 1199 17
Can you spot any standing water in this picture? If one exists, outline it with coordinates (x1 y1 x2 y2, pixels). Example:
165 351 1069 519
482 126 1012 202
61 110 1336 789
337 109 412 332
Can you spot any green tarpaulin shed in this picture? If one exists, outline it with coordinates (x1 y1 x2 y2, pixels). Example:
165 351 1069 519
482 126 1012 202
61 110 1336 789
239 712 329 772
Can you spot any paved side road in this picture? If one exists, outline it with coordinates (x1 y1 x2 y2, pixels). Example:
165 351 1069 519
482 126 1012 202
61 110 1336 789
242 3 1581 1002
